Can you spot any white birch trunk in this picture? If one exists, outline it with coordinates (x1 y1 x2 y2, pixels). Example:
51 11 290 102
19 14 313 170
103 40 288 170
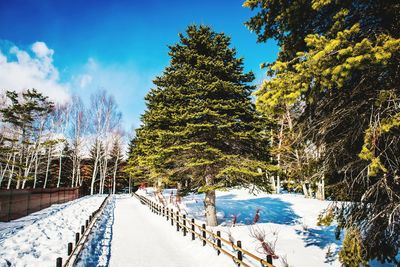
112 150 120 194
43 148 52 189
57 149 63 188
7 153 16 189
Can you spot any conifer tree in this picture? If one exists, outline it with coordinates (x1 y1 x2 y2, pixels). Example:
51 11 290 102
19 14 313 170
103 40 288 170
133 25 272 226
245 0 400 262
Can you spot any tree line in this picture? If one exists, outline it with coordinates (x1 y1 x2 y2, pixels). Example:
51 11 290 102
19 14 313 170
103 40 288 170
127 1 399 265
0 89 128 194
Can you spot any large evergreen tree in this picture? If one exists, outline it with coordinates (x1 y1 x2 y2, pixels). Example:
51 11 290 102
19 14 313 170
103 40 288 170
131 25 272 226
245 0 400 263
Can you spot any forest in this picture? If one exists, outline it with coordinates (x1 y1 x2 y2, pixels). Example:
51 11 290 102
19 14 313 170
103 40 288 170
0 89 128 194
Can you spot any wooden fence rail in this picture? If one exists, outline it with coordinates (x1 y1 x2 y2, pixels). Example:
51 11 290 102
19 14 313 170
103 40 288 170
134 193 275 267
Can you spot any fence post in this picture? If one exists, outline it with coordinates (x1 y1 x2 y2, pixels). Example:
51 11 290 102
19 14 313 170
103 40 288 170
183 215 187 236
217 231 221 255
237 241 243 263
176 211 180 232
166 207 169 221
75 232 80 245
267 255 273 265
85 220 89 228
191 219 195 240
67 242 73 256
171 210 174 226
202 224 206 246
81 225 85 235
56 257 62 267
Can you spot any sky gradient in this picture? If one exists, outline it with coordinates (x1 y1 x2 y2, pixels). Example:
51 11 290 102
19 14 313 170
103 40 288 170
0 0 279 132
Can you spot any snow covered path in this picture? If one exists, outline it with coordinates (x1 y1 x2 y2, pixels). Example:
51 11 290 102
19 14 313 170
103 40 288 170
109 195 231 267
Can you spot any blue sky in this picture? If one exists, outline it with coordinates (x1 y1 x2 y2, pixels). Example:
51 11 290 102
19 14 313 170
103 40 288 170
0 0 279 132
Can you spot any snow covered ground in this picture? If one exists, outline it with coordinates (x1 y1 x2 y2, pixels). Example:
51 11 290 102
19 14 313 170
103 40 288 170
138 187 396 267
0 195 106 267
1 189 395 267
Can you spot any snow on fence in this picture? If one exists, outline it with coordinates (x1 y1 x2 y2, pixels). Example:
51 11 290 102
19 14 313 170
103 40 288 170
0 187 80 222
134 193 275 267
55 194 111 267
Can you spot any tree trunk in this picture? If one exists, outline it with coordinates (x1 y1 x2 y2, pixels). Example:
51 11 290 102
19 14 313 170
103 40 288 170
204 190 218 226
269 174 276 193
33 153 39 188
276 174 281 194
0 153 12 187
90 158 98 195
302 182 309 198
7 153 16 189
112 152 119 194
308 183 314 198
43 148 52 189
57 150 63 188
204 174 218 226
316 178 325 200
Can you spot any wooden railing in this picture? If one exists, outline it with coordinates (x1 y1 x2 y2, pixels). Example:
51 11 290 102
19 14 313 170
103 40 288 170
55 194 111 267
134 193 275 267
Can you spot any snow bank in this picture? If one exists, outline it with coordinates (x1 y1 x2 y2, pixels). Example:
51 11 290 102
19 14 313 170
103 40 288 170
141 187 341 267
0 195 106 267
142 187 395 267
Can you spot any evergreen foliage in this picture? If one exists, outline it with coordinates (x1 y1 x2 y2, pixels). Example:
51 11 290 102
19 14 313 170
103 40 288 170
245 0 400 262
129 25 273 225
339 228 368 267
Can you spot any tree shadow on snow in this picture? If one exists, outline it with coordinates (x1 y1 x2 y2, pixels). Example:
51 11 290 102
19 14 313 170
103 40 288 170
185 196 300 225
295 225 341 249
216 197 300 225
74 197 115 267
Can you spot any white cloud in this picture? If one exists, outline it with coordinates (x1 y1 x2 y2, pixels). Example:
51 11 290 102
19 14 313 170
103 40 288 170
0 41 70 103
79 74 93 88
31 42 54 58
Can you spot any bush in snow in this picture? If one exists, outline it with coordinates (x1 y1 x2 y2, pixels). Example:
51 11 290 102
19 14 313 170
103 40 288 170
253 209 261 224
249 226 279 260
317 207 334 226
339 227 368 267
231 213 239 227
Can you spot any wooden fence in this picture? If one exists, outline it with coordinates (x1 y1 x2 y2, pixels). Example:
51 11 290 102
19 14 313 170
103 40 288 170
134 193 275 267
0 187 80 222
56 194 111 267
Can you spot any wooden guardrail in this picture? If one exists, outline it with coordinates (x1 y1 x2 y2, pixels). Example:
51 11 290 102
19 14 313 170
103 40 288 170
133 193 275 267
55 194 111 267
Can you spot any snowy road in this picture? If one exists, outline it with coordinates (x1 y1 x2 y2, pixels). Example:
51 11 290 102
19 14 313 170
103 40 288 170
109 195 231 267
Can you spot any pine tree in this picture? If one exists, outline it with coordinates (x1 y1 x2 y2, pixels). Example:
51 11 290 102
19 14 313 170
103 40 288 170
245 0 400 262
132 25 272 226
